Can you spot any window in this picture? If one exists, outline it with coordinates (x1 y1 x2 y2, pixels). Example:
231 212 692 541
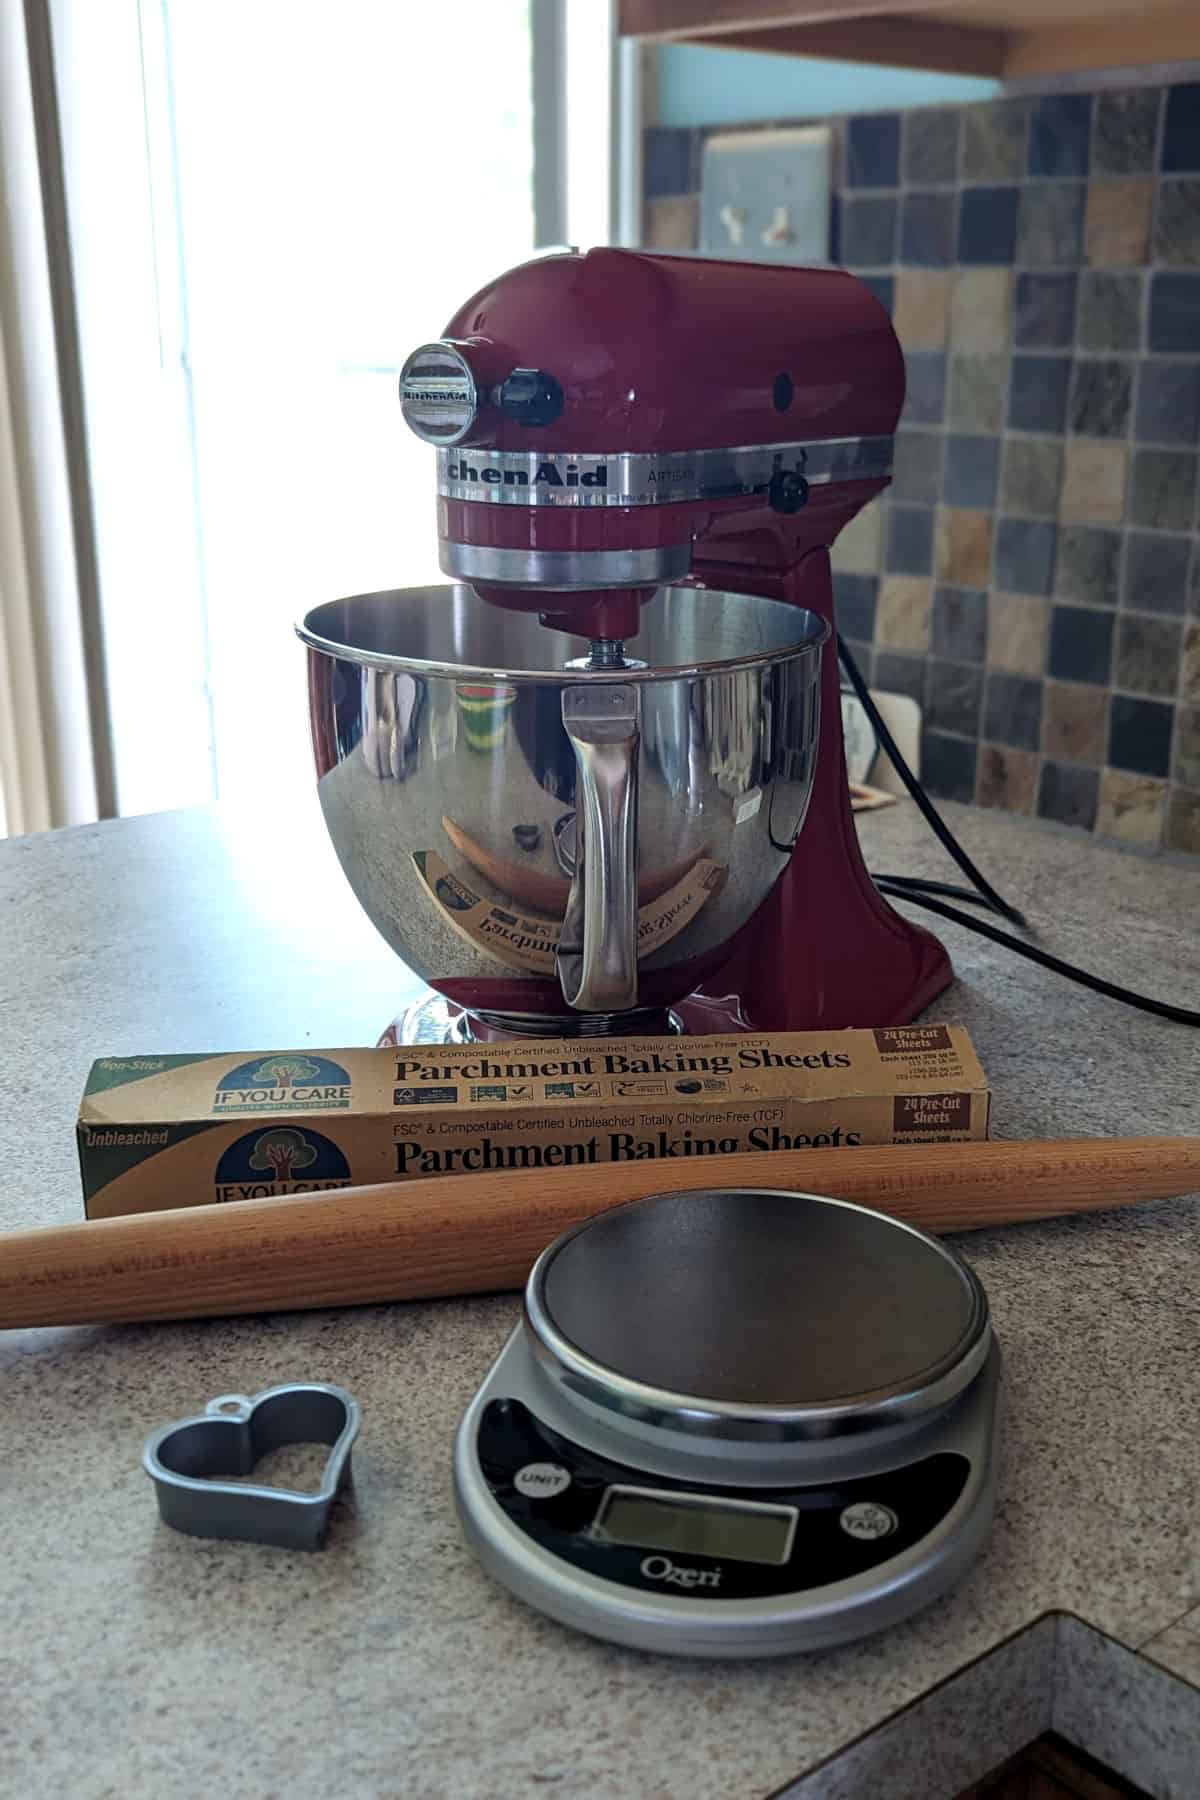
52 0 614 816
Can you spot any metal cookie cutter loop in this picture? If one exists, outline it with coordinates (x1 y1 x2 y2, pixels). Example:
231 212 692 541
143 1382 361 1551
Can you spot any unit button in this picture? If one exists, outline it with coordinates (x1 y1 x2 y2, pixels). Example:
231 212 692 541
514 1462 572 1499
839 1501 898 1541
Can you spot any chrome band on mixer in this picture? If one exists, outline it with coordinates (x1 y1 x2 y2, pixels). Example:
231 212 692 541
441 542 693 590
437 435 894 508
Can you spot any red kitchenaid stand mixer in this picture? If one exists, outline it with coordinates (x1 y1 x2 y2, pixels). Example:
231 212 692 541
396 249 950 1033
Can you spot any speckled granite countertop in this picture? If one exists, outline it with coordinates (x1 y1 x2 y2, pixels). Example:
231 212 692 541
1 797 1198 1799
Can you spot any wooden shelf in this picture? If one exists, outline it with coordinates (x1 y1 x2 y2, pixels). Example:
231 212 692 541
620 0 1200 81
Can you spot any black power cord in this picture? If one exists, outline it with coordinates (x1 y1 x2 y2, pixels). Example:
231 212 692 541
839 637 1028 929
874 881 1200 1027
838 635 1200 1029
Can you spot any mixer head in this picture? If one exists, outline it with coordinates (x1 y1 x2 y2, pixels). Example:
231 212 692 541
399 249 905 662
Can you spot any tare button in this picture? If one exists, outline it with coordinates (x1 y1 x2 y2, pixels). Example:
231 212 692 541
514 1462 572 1500
839 1501 898 1541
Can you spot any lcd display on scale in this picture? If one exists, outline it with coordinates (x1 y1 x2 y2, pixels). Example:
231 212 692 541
592 1486 797 1566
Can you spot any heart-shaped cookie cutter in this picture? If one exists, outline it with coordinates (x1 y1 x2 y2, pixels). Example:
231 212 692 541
144 1382 360 1550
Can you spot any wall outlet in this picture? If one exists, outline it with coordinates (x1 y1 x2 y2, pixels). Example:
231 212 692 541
700 127 832 264
868 691 922 792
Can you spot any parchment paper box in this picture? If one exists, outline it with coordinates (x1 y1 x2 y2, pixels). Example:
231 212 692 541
77 1026 990 1220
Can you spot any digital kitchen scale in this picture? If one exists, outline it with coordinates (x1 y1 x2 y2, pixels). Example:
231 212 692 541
454 1188 1001 1658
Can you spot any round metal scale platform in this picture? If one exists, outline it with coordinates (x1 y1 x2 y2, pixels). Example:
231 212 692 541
454 1190 1001 1659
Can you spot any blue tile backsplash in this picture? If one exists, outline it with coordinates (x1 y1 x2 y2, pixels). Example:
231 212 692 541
957 185 1019 263
887 504 936 575
1014 273 1078 348
846 112 901 187
944 434 1001 509
983 671 1044 749
900 191 957 266
1162 84 1200 175
1068 359 1133 439
1015 181 1086 266
1028 94 1092 179
1110 694 1175 774
1039 759 1099 829
840 195 899 266
643 77 1200 853
1148 274 1200 353
995 518 1058 595
1008 355 1072 434
1124 531 1192 616
1048 606 1116 685
1093 89 1159 176
902 351 948 425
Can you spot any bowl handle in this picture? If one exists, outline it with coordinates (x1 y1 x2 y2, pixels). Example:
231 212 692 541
557 684 641 1013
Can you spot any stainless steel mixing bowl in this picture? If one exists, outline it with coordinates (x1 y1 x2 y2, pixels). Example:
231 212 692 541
299 583 827 1036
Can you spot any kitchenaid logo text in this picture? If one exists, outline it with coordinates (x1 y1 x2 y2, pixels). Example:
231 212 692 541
392 1048 853 1083
445 458 609 490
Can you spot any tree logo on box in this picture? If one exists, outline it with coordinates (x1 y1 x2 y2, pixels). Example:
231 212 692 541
213 1053 353 1114
250 1055 323 1087
213 1126 351 1202
249 1128 317 1180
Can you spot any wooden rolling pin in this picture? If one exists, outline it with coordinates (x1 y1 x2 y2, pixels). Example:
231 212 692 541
2 1137 1197 1331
